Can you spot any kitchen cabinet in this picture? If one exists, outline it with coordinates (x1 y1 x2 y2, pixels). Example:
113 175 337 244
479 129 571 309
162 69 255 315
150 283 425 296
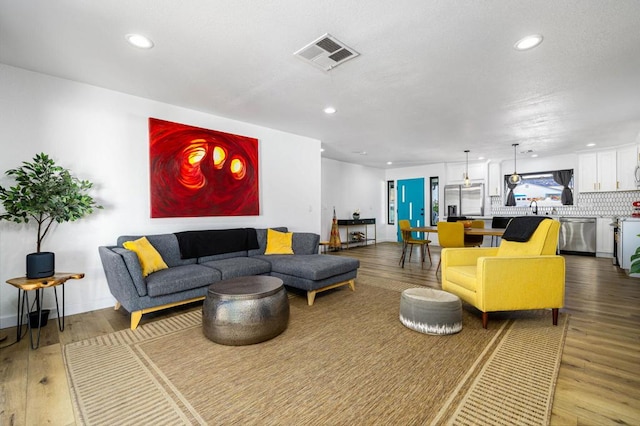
488 162 502 196
616 144 639 191
578 150 616 193
596 217 614 257
446 162 485 184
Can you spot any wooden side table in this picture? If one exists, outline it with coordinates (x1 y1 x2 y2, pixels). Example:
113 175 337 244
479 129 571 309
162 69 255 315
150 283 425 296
5 272 84 349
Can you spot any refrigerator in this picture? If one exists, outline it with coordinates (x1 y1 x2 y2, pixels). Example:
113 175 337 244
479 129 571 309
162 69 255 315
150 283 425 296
618 217 640 276
444 183 484 217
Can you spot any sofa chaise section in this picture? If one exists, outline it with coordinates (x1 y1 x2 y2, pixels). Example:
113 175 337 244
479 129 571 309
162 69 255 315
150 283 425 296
255 254 358 305
250 229 359 305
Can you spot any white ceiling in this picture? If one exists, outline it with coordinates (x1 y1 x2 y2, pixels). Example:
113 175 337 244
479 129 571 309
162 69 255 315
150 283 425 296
1 0 640 168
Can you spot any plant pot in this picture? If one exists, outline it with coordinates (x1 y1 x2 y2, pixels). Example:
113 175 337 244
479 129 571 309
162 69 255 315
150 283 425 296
28 309 50 328
353 214 360 220
26 252 55 279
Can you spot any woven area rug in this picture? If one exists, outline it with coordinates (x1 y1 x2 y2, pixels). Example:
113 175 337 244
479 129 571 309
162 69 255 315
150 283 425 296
63 277 568 425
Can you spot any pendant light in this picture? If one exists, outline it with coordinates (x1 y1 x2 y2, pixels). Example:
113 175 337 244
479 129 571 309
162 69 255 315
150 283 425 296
509 143 522 185
463 150 471 187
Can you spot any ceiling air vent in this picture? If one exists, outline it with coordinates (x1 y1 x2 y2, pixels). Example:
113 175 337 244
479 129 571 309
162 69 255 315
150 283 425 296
294 33 359 71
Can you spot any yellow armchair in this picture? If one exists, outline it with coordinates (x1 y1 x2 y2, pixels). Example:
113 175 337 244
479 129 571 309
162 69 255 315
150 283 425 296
441 218 565 328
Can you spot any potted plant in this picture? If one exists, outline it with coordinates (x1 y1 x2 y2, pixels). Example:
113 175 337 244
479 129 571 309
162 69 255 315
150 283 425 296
630 236 640 276
0 153 102 279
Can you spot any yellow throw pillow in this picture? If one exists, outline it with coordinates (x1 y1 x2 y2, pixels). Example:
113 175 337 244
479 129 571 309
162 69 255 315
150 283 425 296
123 237 168 277
264 228 294 255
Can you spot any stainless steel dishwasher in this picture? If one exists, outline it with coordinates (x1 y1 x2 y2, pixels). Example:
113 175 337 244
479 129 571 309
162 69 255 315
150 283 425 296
559 217 597 255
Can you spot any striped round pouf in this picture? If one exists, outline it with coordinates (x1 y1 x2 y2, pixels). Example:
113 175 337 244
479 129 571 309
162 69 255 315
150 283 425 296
399 288 462 335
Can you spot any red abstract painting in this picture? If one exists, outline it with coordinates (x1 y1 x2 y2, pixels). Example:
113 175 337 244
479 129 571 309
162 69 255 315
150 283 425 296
149 118 259 218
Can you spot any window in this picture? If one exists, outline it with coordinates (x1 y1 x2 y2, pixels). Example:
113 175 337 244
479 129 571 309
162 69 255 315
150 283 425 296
387 180 395 225
504 170 574 207
430 177 439 225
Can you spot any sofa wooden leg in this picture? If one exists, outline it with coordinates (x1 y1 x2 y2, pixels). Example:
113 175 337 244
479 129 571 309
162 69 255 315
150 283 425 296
552 308 559 325
114 301 121 311
130 311 143 330
307 279 355 306
307 291 317 306
482 312 489 329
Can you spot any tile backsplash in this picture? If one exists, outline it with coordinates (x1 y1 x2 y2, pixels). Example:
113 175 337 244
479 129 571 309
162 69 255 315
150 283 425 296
490 190 640 217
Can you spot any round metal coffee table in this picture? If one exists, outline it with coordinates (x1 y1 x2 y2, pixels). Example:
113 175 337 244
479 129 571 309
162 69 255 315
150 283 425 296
203 276 289 345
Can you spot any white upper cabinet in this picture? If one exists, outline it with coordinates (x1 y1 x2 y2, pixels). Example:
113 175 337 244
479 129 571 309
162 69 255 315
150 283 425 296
488 162 502 196
578 152 597 192
579 146 640 193
616 144 640 191
446 162 485 184
578 150 617 192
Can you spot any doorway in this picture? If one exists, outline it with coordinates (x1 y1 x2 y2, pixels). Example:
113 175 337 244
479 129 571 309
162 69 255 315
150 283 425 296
396 178 425 241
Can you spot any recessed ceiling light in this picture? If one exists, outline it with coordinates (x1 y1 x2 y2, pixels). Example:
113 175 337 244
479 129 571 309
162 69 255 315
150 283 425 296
126 33 154 49
477 156 485 160
387 161 393 165
323 106 336 114
586 143 596 147
320 148 325 152
514 34 543 51
531 154 539 158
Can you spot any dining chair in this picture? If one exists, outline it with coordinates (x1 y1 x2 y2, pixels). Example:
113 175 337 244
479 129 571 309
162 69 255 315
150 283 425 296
399 219 432 268
464 220 485 247
436 221 465 273
490 216 514 246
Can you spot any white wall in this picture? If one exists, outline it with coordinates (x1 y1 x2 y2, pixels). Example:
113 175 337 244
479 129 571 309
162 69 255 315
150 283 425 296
321 158 386 242
0 64 321 328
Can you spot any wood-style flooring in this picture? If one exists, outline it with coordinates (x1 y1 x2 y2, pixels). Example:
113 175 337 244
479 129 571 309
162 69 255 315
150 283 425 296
1 242 639 425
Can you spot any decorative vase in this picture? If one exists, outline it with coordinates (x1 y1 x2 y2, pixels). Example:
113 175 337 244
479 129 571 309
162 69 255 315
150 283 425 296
353 214 360 220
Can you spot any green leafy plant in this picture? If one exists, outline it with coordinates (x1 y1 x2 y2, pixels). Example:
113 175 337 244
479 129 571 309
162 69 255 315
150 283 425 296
630 234 640 274
0 153 102 252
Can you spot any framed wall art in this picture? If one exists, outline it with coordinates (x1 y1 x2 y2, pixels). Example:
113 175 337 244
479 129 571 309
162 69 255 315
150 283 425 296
149 118 259 218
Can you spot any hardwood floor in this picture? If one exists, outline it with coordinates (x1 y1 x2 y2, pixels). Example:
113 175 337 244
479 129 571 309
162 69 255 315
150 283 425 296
1 242 639 425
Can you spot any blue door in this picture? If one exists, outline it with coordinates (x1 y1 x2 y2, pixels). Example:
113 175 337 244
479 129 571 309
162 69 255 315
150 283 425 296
397 178 425 241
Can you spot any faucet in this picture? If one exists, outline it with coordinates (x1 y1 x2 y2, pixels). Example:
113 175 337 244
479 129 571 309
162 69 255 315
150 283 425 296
530 200 538 215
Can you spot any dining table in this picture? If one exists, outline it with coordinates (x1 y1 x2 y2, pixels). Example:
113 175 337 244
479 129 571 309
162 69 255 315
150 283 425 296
409 226 506 237
409 225 507 248
400 225 507 268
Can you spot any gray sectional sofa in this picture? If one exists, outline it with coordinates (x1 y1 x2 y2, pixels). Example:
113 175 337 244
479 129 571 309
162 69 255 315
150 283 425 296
98 227 359 329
